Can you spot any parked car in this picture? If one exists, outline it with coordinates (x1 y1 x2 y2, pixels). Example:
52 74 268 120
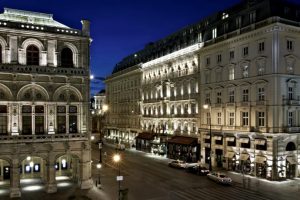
168 160 186 169
207 172 232 185
115 143 126 151
186 165 210 175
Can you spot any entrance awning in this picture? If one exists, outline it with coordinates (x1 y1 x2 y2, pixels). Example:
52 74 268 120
225 152 235 158
255 139 266 145
287 157 297 165
240 154 250 161
255 156 266 164
167 136 198 145
136 132 155 140
239 137 250 143
226 137 235 142
214 136 222 140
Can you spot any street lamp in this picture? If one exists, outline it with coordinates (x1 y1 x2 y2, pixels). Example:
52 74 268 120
96 163 102 188
113 154 121 200
203 104 212 171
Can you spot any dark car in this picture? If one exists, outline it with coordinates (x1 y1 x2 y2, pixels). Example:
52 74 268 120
186 165 210 175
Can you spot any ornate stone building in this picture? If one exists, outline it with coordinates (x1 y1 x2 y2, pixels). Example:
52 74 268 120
0 8 92 197
105 0 300 181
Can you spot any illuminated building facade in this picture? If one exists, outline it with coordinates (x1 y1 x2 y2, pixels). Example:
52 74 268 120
105 0 300 180
0 8 92 197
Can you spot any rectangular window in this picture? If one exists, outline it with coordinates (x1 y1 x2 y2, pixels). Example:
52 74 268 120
242 112 249 126
57 116 66 133
236 16 242 28
243 47 248 56
217 112 222 125
288 87 294 100
258 112 265 127
229 112 234 126
217 92 222 104
287 40 293 51
191 103 196 114
288 111 294 127
206 112 211 125
22 116 32 135
229 67 234 80
229 51 234 59
258 42 265 52
243 89 249 102
35 116 44 135
249 11 256 23
212 28 217 39
206 57 210 66
217 54 222 63
69 116 77 133
205 93 211 104
258 87 265 101
229 90 235 103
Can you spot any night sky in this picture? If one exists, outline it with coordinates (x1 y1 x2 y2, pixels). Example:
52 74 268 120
0 0 262 95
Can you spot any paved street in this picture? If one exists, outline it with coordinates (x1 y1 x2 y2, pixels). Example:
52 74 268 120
0 142 299 199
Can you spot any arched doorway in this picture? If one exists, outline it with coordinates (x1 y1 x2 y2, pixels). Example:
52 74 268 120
55 154 80 184
286 142 296 179
20 156 46 192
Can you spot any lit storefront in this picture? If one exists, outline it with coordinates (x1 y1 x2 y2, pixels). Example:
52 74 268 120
167 136 199 162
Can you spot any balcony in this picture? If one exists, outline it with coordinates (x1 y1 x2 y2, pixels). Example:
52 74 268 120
255 100 267 106
239 102 250 107
283 99 300 106
285 127 300 133
226 103 235 107
0 64 88 77
0 133 88 144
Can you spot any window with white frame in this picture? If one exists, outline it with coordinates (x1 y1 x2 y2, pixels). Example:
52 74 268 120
212 28 217 39
191 103 196 114
288 87 294 100
217 54 222 63
170 105 174 115
229 50 234 60
236 16 242 28
206 112 211 124
205 71 210 84
242 65 249 78
243 89 249 102
229 90 235 103
242 112 249 126
258 41 265 52
288 111 294 127
206 57 210 66
205 93 211 104
184 104 188 114
243 46 249 57
229 112 234 126
258 112 265 127
258 87 265 101
287 40 293 51
229 67 234 80
217 112 222 125
217 92 222 104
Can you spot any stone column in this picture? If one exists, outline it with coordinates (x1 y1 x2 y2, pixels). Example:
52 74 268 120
79 143 93 189
45 157 57 193
10 158 21 198
47 104 55 134
9 36 18 64
47 40 56 67
11 104 19 135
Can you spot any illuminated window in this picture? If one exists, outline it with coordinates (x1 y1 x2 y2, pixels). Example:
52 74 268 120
212 28 217 39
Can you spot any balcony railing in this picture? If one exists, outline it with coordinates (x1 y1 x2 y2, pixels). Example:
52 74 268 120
0 133 88 144
0 64 88 77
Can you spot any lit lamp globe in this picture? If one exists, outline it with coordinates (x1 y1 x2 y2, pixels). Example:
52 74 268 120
97 163 102 169
113 154 121 163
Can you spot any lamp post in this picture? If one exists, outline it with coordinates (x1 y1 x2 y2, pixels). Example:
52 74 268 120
113 153 121 200
203 104 212 171
96 163 102 188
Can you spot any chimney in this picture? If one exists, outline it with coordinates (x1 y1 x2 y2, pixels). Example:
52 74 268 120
81 19 90 37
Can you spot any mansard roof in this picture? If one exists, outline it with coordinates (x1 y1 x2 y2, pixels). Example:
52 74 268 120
112 0 300 74
0 8 69 28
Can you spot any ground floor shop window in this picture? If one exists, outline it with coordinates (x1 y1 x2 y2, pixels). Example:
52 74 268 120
256 162 267 178
286 162 296 179
215 149 223 168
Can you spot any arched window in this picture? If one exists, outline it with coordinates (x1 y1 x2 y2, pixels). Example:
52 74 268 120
26 45 39 65
286 142 296 151
61 48 73 67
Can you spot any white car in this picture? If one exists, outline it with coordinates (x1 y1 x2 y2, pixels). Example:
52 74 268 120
168 160 186 169
185 162 200 168
207 172 232 185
